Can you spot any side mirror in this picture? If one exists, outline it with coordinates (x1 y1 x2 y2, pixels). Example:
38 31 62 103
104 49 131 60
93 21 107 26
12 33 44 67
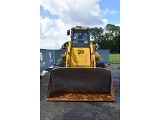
67 30 70 36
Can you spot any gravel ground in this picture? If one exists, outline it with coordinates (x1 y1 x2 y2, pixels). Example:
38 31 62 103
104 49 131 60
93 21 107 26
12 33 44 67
40 64 120 120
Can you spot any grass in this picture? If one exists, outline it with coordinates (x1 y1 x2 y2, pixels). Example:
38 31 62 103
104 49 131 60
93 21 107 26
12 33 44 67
109 54 120 63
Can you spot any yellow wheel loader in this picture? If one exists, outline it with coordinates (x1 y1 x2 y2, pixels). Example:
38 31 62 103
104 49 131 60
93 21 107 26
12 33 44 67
46 26 115 101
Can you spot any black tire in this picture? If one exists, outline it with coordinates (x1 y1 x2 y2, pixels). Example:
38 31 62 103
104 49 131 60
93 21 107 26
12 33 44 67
55 59 65 67
96 60 105 68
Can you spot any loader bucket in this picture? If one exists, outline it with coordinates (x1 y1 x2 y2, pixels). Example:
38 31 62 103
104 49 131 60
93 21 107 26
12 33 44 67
46 67 115 101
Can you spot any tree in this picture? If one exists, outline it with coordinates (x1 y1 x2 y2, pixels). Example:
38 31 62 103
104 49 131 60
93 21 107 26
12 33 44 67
91 24 120 53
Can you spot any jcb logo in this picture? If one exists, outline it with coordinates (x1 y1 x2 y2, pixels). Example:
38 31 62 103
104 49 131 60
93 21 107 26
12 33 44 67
78 50 84 54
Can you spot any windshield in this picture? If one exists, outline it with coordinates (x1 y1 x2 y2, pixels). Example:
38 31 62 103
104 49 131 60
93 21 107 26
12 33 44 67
72 30 89 47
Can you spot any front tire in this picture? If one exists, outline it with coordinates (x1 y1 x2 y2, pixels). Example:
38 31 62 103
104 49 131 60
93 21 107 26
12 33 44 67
96 60 105 68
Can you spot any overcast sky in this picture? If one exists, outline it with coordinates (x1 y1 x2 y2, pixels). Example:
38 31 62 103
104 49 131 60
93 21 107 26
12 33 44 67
40 0 120 49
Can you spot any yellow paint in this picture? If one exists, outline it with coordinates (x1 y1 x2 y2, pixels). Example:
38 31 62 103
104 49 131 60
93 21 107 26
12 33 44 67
70 48 90 67
61 41 101 68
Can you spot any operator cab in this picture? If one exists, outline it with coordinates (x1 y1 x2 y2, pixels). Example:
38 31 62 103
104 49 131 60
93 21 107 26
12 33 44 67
67 26 90 47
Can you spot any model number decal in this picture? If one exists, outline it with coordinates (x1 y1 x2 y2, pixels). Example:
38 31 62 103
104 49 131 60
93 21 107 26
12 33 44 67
78 50 84 54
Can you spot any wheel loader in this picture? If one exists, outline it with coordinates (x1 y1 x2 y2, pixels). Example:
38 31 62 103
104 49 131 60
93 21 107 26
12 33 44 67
46 26 115 101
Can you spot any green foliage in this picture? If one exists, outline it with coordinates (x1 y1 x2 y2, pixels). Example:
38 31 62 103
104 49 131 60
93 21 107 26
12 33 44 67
91 24 120 53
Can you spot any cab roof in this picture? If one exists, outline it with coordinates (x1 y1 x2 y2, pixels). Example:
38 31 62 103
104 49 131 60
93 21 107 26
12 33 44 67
71 26 90 30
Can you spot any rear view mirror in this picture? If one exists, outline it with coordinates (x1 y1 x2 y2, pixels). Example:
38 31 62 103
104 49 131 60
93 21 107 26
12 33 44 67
67 30 70 36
